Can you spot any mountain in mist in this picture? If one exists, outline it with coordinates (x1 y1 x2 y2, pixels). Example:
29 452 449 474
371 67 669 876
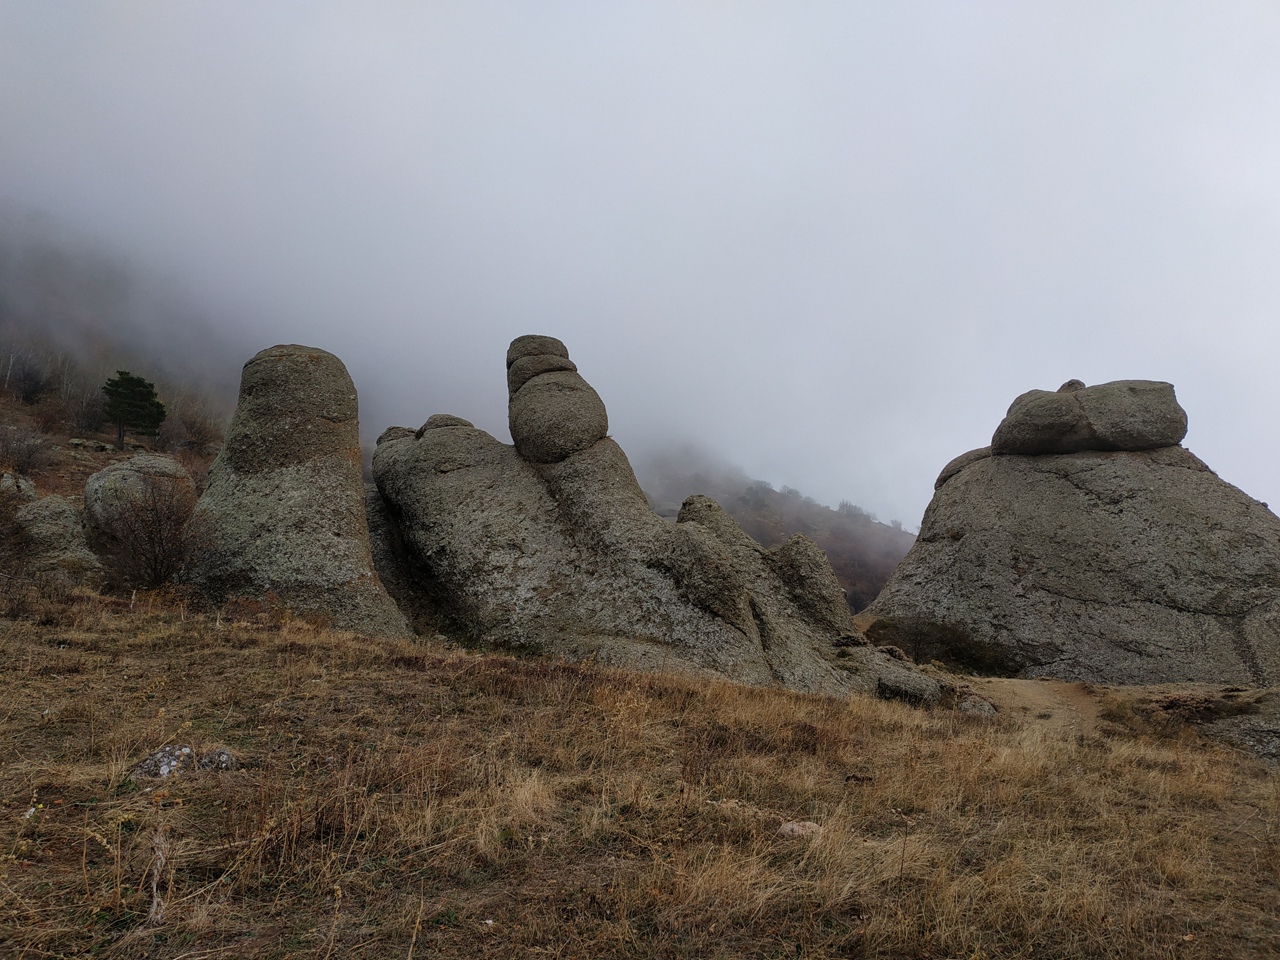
0 204 243 408
635 446 916 611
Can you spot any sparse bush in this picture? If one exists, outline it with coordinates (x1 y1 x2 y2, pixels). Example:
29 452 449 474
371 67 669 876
9 354 53 404
0 427 53 473
60 377 105 433
101 474 201 589
157 398 225 455
31 400 67 434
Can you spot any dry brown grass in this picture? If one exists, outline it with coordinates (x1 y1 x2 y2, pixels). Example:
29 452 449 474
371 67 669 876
1 593 1277 958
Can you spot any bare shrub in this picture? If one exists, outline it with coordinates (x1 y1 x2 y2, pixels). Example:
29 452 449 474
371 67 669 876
157 400 225 456
0 427 53 473
32 399 68 434
9 354 54 404
101 474 202 589
60 377 105 433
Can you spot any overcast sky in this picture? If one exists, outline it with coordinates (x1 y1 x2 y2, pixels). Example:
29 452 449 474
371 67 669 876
3 2 1279 525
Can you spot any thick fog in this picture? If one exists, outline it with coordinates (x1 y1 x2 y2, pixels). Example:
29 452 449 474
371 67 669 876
3 3 1279 526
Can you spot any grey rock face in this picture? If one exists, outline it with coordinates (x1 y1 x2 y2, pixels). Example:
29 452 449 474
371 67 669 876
374 335 936 700
14 496 104 587
192 345 408 637
865 423 1280 684
83 455 194 551
991 379 1188 455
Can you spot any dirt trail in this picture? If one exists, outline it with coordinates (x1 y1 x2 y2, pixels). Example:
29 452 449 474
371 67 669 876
965 676 1107 738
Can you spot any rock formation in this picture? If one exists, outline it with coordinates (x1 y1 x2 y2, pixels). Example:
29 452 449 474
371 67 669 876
191 345 408 637
13 496 104 587
862 379 1280 685
0 472 36 501
373 334 938 701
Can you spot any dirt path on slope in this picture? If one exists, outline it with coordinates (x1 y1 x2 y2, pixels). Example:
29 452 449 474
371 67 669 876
963 676 1107 738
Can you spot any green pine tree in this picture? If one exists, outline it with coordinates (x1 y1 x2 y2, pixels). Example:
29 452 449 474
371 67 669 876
102 371 166 450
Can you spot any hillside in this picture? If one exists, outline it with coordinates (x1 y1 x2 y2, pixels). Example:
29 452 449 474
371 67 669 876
0 208 242 428
1 591 1277 959
637 448 917 610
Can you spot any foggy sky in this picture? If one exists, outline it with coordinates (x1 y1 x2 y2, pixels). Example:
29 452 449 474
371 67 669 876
3 2 1280 526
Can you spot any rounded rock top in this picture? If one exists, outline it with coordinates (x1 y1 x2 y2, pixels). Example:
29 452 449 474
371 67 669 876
506 335 570 369
991 379 1187 455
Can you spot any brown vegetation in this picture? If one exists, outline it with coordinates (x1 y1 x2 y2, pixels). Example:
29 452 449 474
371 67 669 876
2 590 1277 958
97 474 202 590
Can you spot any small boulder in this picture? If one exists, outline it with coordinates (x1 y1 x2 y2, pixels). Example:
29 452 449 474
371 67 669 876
131 745 238 781
507 335 609 464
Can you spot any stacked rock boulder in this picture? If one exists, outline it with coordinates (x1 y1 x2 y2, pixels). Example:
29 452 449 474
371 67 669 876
862 379 1280 685
191 345 408 637
372 334 938 701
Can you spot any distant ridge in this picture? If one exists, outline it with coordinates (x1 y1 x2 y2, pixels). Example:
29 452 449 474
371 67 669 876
635 446 916 611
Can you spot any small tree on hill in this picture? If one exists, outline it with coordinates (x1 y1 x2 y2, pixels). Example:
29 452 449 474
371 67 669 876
102 371 166 450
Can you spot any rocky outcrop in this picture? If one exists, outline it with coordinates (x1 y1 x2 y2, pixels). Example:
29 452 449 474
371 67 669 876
14 496 104 587
192 345 408 637
863 380 1280 685
373 335 937 701
0 472 36 501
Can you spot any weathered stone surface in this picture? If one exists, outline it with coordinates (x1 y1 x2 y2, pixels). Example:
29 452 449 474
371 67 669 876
416 414 472 435
0 472 35 501
376 335 938 701
509 370 609 464
14 496 103 586
935 447 991 490
506 334 570 367
507 354 578 397
767 533 859 637
864 440 1280 685
83 455 194 552
991 380 1187 455
364 482 451 637
192 345 408 637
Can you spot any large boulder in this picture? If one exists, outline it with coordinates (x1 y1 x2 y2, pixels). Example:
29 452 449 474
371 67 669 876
192 345 408 637
14 496 104 587
863 380 1280 685
373 335 937 701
